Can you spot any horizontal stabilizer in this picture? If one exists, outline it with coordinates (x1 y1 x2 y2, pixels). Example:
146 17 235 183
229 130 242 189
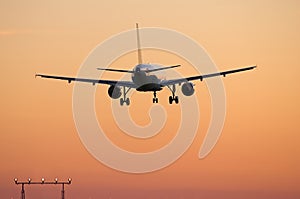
146 64 181 73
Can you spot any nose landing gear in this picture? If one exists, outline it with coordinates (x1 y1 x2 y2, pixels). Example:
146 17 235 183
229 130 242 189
153 91 158 103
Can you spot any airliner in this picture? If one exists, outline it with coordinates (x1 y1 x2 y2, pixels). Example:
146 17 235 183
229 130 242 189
36 24 256 106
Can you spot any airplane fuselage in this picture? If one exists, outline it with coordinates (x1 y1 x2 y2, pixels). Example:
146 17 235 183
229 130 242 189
132 64 165 92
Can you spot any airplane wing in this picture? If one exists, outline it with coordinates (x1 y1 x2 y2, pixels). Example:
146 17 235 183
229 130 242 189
97 68 134 73
35 74 137 88
161 65 256 86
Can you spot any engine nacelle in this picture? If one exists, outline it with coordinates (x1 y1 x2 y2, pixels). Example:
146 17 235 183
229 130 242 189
108 85 122 99
181 82 194 96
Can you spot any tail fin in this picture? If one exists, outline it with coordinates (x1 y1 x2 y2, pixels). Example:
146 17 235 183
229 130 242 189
136 23 143 64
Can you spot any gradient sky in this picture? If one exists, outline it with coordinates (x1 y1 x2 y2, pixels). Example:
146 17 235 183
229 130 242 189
1 0 300 198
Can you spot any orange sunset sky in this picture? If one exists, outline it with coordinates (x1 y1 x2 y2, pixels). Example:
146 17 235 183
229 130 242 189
1 0 300 198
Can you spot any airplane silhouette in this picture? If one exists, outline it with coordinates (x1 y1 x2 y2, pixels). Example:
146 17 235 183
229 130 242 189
36 24 256 106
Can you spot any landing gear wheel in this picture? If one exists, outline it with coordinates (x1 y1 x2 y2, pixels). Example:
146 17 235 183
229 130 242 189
169 96 173 104
120 98 124 106
125 98 130 106
169 96 179 104
120 98 130 106
174 96 179 104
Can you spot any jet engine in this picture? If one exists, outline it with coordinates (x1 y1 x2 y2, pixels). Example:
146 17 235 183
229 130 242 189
108 85 122 99
181 82 194 96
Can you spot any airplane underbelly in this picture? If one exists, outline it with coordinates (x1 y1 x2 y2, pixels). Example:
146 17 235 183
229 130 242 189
133 75 162 91
136 83 162 92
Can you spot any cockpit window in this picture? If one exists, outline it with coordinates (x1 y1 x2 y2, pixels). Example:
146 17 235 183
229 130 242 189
134 65 150 72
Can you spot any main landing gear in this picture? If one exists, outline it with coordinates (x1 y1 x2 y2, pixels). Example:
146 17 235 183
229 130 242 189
120 86 131 106
167 84 179 104
151 85 179 104
119 85 179 105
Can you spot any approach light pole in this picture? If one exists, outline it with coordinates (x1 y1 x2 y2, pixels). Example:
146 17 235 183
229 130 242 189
14 178 72 199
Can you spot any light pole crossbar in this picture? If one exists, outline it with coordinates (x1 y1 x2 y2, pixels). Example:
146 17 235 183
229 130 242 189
14 178 71 199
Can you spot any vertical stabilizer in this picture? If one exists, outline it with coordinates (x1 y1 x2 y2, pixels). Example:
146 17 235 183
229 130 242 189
136 23 143 64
